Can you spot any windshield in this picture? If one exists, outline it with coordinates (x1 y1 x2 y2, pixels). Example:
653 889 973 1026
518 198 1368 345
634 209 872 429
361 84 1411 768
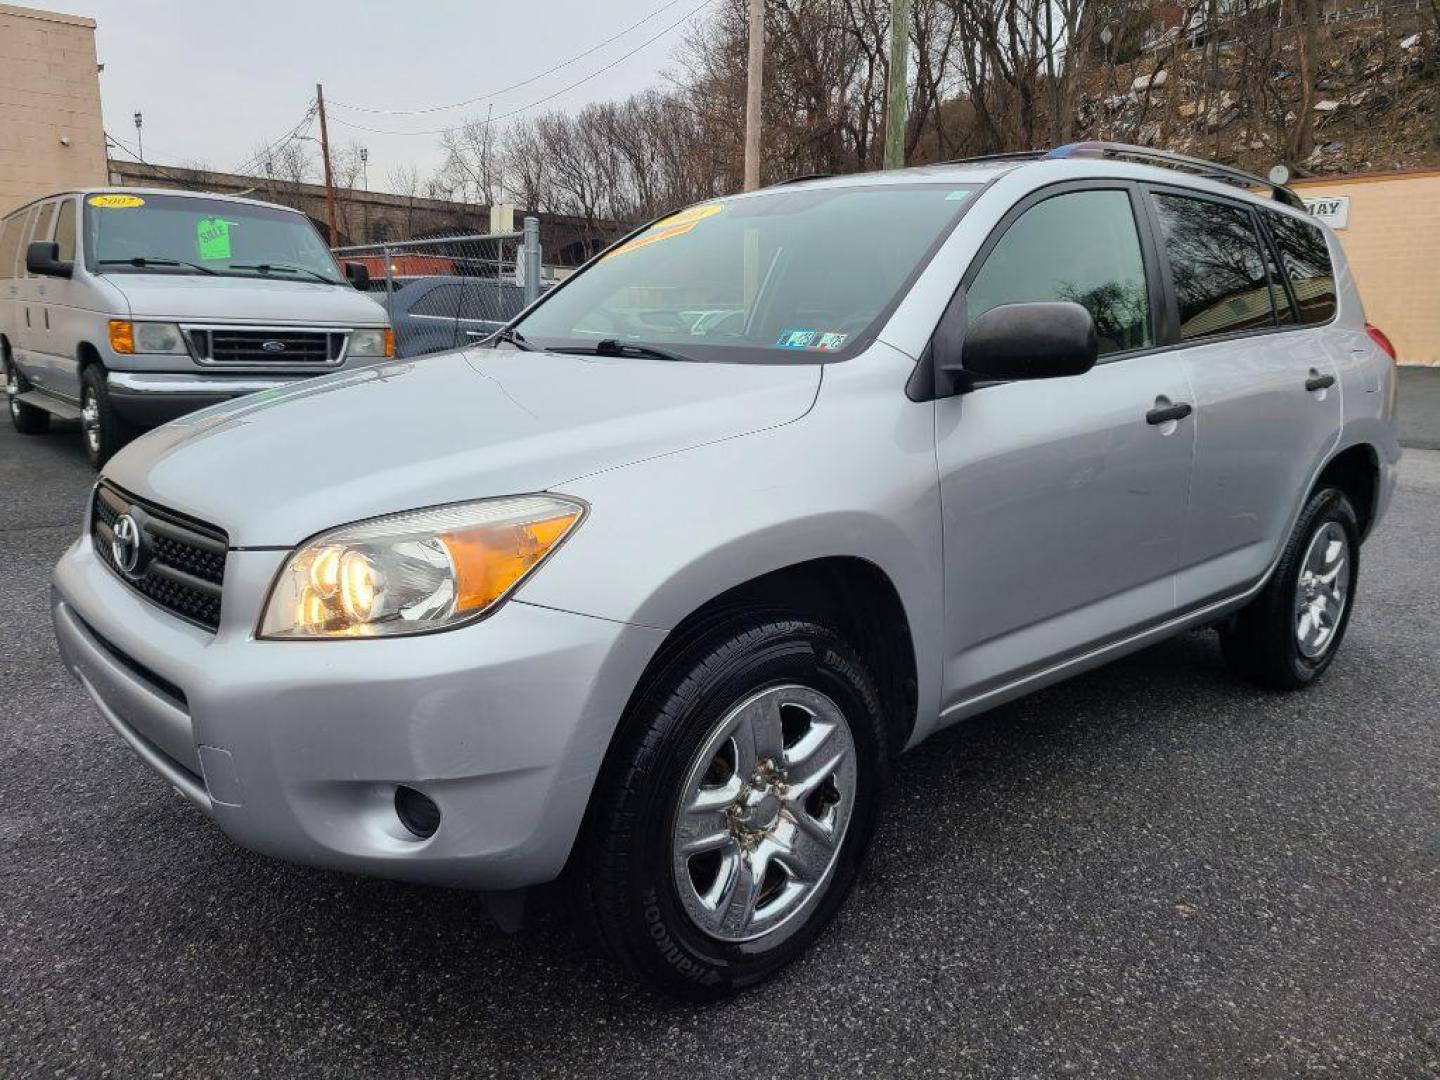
513 183 977 363
83 193 344 283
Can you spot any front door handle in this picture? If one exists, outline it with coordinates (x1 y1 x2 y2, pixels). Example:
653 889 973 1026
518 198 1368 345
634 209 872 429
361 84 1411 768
1305 371 1335 392
1146 401 1192 425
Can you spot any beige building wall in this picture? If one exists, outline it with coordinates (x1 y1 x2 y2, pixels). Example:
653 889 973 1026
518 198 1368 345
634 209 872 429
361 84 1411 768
1290 170 1440 366
0 4 106 216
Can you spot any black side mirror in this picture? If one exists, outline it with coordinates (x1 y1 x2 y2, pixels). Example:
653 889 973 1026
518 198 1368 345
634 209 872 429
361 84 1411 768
344 261 370 290
26 241 72 279
957 301 1098 382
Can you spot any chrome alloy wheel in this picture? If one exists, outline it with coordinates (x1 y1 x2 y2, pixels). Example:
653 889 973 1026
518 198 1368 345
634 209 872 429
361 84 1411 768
671 684 858 943
5 362 18 419
80 387 100 455
1295 521 1350 659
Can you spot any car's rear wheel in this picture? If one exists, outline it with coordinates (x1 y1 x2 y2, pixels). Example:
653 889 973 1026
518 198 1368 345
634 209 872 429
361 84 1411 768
1218 486 1360 690
575 615 888 998
5 352 50 435
80 364 135 469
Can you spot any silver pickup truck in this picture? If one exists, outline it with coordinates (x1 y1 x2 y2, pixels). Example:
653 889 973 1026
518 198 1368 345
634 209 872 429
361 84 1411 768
1 188 393 466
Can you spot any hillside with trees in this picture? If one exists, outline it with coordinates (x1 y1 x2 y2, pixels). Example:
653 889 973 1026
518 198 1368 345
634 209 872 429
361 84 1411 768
430 0 1438 252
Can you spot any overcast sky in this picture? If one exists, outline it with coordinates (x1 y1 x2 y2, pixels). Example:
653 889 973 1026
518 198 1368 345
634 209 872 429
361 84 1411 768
39 0 712 192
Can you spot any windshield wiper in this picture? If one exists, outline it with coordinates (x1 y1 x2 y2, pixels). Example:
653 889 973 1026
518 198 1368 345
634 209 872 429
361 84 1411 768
228 262 343 285
489 327 534 351
556 338 697 363
98 256 218 276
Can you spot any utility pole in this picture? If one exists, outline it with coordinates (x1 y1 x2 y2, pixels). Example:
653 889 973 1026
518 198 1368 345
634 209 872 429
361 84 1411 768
742 0 764 191
133 111 143 161
883 0 911 169
315 83 339 244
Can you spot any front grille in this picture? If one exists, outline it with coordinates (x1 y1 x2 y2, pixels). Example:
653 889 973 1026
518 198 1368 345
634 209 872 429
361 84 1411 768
92 483 228 631
188 327 342 364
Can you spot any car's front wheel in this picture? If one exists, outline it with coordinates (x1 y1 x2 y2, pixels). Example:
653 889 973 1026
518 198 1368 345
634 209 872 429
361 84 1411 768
1219 486 1361 690
80 364 135 469
575 615 889 998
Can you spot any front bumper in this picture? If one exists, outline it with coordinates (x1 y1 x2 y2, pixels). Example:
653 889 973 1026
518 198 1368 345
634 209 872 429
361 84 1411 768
52 532 663 890
107 371 321 426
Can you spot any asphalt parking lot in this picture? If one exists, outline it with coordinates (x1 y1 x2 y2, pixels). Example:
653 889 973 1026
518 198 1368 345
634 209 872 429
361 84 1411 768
2 418 1437 1080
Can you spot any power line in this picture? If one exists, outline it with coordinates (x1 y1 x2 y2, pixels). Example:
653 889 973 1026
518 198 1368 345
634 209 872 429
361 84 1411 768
228 102 317 178
104 131 203 187
329 0 716 139
328 0 694 116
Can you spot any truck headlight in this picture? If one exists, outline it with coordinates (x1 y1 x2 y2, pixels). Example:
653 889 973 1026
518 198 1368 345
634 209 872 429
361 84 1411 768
258 495 584 639
109 321 187 355
349 328 394 358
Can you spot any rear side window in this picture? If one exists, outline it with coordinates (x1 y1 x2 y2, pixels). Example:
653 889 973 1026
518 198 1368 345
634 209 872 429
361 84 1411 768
53 199 77 263
1151 193 1278 340
0 215 22 279
1267 212 1337 325
6 206 38 280
966 189 1152 356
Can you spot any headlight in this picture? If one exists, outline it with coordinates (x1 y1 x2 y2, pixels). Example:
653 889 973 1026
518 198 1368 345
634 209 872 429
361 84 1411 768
349 328 394 358
258 495 584 639
109 320 187 355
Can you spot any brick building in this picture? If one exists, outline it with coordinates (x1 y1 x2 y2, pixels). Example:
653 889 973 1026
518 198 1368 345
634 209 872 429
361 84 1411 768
0 4 106 216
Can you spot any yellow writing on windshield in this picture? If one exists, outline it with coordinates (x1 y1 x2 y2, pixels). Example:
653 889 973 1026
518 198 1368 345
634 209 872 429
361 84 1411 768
88 194 145 208
604 202 724 260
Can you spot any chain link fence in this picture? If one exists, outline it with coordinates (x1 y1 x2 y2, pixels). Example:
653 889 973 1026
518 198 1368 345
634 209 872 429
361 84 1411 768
332 217 546 358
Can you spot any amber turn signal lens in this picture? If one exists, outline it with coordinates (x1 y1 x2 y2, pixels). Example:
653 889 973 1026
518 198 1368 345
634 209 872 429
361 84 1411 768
108 320 134 354
440 511 580 613
384 328 395 357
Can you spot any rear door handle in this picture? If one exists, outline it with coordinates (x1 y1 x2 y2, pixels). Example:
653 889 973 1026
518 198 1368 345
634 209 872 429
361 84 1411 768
1305 372 1335 391
1146 401 1192 425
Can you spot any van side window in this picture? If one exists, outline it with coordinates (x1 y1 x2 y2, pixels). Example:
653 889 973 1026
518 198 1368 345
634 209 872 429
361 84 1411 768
1267 212 1337 325
1151 193 1278 340
0 215 22 279
24 202 57 278
967 189 1151 356
7 206 39 280
53 199 77 263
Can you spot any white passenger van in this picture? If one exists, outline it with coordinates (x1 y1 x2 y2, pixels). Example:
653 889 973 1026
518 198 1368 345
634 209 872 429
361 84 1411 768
1 188 393 466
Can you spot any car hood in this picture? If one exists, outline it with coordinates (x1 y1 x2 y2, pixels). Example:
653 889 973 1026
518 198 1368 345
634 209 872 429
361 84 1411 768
103 348 822 546
102 272 389 324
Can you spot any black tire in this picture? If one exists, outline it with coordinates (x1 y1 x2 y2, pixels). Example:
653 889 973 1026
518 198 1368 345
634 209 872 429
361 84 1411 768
5 351 50 435
574 614 889 999
1218 487 1360 691
80 364 135 469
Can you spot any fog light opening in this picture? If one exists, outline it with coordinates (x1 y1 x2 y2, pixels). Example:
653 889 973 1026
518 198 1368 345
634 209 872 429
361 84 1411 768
394 785 440 839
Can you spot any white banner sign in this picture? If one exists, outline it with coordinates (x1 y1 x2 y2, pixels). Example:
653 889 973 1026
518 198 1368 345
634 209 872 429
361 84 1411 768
1303 195 1350 230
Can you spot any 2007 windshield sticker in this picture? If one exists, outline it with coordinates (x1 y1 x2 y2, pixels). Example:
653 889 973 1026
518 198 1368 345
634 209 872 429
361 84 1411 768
775 329 848 351
603 202 724 260
88 194 144 208
196 217 232 261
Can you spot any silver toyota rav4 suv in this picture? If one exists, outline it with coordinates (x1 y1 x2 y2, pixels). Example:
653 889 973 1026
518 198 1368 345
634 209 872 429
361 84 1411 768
51 144 1400 998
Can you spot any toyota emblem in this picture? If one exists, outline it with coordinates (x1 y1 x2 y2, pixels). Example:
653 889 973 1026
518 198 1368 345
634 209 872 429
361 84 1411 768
111 513 142 574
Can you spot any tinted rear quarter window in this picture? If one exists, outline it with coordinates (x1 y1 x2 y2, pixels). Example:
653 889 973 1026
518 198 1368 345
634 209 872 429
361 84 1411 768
1151 192 1279 340
1267 212 1337 325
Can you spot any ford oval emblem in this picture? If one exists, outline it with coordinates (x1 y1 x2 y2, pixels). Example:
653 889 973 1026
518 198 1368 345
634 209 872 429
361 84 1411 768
261 340 287 353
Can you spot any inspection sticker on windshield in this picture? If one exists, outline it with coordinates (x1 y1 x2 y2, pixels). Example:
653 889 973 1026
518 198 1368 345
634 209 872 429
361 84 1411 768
196 217 232 261
88 194 144 208
775 329 848 351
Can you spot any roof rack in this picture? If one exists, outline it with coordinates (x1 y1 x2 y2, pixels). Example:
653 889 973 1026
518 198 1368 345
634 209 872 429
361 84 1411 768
937 150 1049 166
770 172 834 187
1045 141 1308 209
